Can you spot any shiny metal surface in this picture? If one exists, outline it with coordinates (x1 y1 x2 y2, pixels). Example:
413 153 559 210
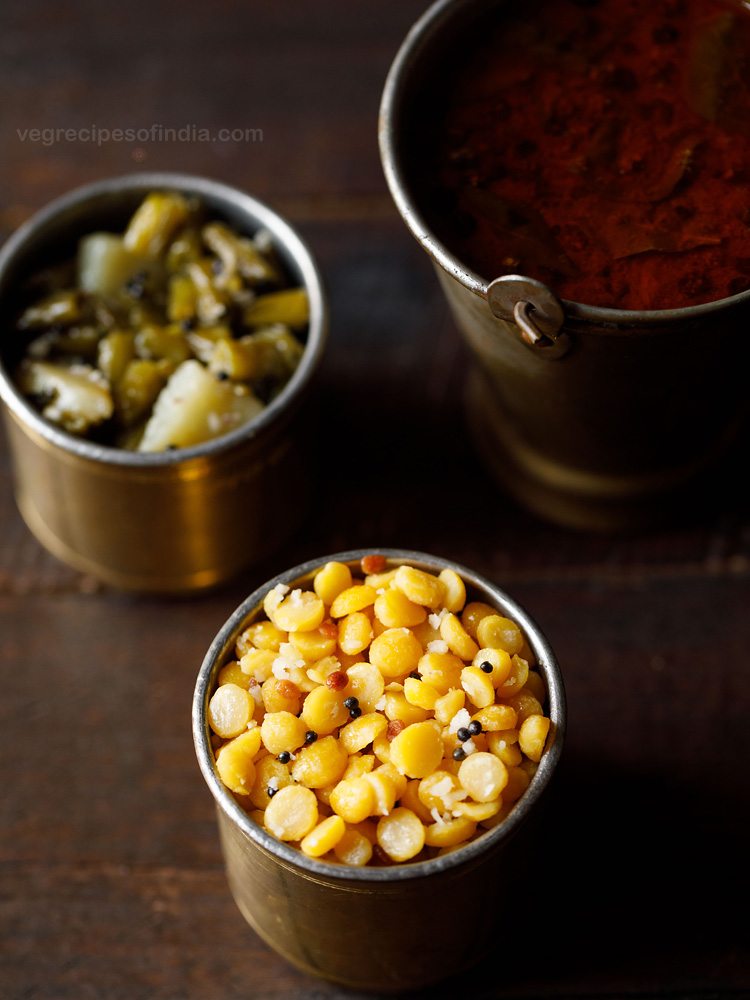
0 173 328 590
379 0 750 530
193 549 566 991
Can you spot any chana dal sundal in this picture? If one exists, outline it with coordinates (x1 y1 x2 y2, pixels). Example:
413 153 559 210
14 191 309 451
208 557 552 866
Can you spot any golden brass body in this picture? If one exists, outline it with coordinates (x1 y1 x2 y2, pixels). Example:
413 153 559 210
216 803 533 991
3 407 302 591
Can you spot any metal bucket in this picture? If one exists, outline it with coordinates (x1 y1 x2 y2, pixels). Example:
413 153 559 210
193 549 566 992
379 0 750 531
0 174 328 591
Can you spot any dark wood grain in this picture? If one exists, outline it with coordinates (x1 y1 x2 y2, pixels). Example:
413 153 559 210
1 2 748 998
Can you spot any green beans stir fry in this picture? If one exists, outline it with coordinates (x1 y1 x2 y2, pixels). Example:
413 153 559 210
14 192 309 451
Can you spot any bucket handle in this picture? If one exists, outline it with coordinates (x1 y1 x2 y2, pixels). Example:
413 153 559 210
487 275 571 359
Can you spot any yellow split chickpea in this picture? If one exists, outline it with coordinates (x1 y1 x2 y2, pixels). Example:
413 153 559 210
437 568 466 613
260 711 308 755
261 677 302 715
343 753 375 778
273 590 326 633
217 660 252 689
376 761 408 798
338 612 373 656
240 648 278 683
215 728 262 794
389 721 443 779
330 584 377 618
265 785 319 841
476 615 524 654
377 808 425 862
384 691 428 726
374 588 427 628
460 666 495 708
518 714 551 762
372 733 392 765
208 683 252 738
334 827 373 866
424 816 477 848
458 752 508 802
339 712 388 753
473 647 512 687
499 654 530 696
418 652 463 694
249 755 293 809
330 776 376 823
503 766 531 803
208 558 553 867
460 601 496 640
507 689 544 724
403 676 440 711
440 613 479 661
345 662 384 713
472 703 517 732
418 770 465 811
240 620 287 653
364 769 398 816
393 565 444 608
524 670 547 703
313 561 352 606
369 627 422 678
300 815 346 857
452 799 501 822
401 779 434 824
290 627 337 661
488 732 523 767
301 685 349 735
291 735 348 788
433 688 465 724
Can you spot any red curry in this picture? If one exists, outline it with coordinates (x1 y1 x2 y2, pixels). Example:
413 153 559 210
419 0 750 310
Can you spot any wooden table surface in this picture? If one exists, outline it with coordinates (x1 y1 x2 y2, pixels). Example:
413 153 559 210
1 2 748 997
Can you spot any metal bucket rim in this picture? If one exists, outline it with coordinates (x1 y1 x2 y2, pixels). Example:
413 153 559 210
0 171 328 467
378 0 750 327
193 548 566 884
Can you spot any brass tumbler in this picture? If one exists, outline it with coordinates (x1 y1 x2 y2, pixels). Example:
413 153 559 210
0 174 327 591
193 549 566 992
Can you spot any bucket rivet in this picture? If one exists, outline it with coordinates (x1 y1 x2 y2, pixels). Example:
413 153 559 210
487 275 571 359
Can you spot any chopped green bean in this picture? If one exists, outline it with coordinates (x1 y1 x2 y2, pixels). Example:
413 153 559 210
187 260 228 325
186 325 233 363
123 192 190 259
208 324 303 382
167 274 198 323
18 290 83 329
27 325 102 362
114 359 171 427
98 331 135 384
243 288 309 330
203 222 282 286
166 227 202 272
135 325 192 365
